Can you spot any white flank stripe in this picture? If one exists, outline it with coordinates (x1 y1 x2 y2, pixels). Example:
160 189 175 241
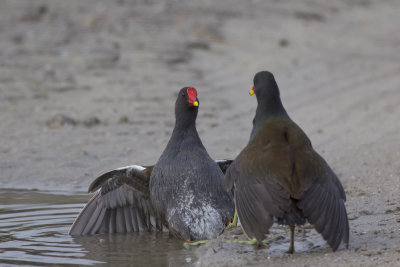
116 165 146 171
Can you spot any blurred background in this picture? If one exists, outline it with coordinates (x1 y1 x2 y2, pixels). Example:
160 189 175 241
1 0 398 191
0 0 399 265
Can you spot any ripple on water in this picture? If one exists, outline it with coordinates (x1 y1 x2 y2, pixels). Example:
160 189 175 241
0 189 195 266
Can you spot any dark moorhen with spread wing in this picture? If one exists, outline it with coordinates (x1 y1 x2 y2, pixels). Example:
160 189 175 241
70 87 234 241
225 71 349 253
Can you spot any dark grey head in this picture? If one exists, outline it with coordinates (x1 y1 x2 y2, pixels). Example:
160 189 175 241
249 71 289 139
174 87 199 129
251 71 281 104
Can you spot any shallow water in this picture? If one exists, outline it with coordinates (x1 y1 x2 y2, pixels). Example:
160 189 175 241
0 189 195 266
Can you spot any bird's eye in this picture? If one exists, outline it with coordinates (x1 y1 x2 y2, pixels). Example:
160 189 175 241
182 93 185 97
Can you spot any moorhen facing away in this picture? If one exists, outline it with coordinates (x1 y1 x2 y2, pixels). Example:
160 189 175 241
70 87 234 242
225 71 349 253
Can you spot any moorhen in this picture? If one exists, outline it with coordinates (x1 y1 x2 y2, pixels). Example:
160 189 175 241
70 87 234 242
225 71 349 253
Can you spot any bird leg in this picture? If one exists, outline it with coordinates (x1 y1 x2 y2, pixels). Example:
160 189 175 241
183 239 209 249
226 235 283 248
285 225 295 254
226 237 268 248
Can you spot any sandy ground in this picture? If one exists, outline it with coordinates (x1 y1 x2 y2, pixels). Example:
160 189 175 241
1 0 399 265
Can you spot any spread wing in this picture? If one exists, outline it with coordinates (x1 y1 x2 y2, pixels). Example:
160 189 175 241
296 152 349 251
224 142 293 241
225 120 349 250
70 160 233 236
69 165 164 236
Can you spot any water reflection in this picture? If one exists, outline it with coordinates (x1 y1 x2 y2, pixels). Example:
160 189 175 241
0 189 195 266
74 232 194 266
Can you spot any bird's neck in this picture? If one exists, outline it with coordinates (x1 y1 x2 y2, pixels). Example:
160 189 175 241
171 121 198 139
250 96 289 141
165 108 201 151
257 94 288 119
173 108 197 132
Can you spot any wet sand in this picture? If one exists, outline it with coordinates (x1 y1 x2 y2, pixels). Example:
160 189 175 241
1 0 399 265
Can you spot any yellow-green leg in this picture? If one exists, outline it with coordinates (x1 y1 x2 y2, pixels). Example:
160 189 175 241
286 225 295 254
226 236 282 248
226 209 238 228
183 239 209 249
184 209 238 249
227 237 263 246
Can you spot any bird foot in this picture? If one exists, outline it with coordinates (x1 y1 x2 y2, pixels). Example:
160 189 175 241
226 237 272 248
285 247 294 254
285 240 295 254
183 239 209 249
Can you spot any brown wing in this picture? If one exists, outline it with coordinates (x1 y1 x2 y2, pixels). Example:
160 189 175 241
225 129 294 241
69 165 164 236
283 119 349 251
295 151 349 251
225 118 349 249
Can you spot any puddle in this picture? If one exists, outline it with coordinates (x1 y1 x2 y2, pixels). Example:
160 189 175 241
0 189 195 266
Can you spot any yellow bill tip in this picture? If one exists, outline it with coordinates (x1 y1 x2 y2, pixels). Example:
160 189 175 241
193 101 199 107
249 88 255 96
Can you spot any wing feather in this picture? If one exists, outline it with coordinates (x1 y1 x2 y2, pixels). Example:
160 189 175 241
298 181 349 251
225 118 349 250
69 165 165 236
124 207 133 233
236 185 274 241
